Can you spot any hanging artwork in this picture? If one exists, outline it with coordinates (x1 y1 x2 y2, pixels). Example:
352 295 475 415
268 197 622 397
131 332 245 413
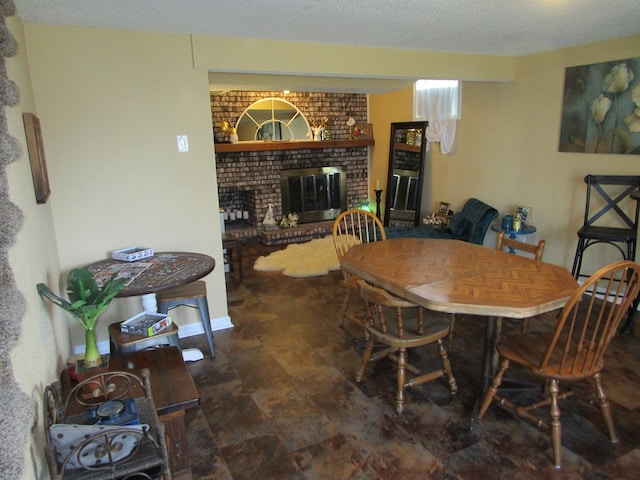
559 57 640 155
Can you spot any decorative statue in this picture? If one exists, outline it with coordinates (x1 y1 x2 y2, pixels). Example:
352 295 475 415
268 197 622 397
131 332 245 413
263 204 276 226
310 118 329 141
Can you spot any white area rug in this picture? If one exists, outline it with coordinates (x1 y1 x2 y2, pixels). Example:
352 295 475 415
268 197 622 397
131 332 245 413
254 236 344 278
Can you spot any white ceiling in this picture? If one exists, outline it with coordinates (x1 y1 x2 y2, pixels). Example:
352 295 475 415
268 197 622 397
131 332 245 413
13 0 640 57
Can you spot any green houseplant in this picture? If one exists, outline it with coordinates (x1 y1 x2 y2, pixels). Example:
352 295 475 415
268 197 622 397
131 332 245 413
37 268 126 368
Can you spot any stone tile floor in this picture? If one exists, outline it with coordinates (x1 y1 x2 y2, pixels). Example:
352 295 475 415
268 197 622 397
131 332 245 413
180 240 640 479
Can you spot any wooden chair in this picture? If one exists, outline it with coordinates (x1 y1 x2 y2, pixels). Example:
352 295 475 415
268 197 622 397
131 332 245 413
332 209 386 330
495 230 546 333
44 369 172 479
355 280 457 414
496 230 545 260
478 260 640 469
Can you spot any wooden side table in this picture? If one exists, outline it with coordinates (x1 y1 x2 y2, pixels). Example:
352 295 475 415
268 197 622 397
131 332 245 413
109 321 180 356
63 347 199 479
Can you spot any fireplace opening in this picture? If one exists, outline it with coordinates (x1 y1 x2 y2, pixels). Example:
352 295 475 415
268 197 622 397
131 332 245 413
280 167 347 224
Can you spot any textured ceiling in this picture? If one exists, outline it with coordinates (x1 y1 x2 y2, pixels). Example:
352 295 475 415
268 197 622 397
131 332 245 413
14 0 640 56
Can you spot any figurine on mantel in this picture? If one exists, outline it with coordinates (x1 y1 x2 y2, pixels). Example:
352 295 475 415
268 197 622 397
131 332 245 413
310 118 328 141
263 204 277 229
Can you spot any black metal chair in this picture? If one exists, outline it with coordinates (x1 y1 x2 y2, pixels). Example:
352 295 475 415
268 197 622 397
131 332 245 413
571 175 640 331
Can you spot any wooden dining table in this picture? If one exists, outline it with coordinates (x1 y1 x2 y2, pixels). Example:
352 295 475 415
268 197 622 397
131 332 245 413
340 238 578 422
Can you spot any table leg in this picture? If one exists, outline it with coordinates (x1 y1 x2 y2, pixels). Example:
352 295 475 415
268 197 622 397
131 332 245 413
141 293 158 312
470 315 497 429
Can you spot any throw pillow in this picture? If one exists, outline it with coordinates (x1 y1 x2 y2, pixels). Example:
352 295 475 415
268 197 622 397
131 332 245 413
448 214 473 241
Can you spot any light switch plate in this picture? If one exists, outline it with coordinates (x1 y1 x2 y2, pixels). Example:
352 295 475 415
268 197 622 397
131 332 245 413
177 135 189 152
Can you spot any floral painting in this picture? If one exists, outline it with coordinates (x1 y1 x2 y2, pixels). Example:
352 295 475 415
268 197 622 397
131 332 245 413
559 57 640 154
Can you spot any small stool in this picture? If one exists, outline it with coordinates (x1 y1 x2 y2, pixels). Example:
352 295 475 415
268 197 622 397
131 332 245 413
156 280 215 358
109 321 180 356
222 232 243 281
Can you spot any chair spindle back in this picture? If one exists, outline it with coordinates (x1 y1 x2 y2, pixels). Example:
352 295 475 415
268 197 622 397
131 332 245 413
541 260 640 377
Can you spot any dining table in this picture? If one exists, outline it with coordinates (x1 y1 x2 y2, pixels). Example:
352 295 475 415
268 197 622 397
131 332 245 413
340 238 578 423
86 251 215 312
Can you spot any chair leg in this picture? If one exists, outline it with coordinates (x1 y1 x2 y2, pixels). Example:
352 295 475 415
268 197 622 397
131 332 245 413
355 336 375 382
593 372 619 443
548 379 562 469
448 313 456 350
478 358 510 418
339 288 352 328
195 297 215 358
436 339 458 394
571 238 586 278
396 348 407 414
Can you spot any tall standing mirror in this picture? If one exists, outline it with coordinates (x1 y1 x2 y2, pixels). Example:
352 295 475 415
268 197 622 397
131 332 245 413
383 121 429 227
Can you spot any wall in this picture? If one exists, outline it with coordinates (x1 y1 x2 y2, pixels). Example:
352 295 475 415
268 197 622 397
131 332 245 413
4 15 67 479
428 35 640 269
23 25 227 350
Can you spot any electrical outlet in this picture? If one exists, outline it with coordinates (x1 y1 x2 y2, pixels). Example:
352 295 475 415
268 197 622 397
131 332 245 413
177 135 189 152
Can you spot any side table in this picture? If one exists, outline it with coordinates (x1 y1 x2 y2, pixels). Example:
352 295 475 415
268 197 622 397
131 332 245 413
62 346 198 479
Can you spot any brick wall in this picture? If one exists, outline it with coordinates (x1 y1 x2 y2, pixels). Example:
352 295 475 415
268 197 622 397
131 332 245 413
211 91 370 227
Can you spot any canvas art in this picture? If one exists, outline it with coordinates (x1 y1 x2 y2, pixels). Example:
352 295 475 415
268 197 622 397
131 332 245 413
559 57 640 155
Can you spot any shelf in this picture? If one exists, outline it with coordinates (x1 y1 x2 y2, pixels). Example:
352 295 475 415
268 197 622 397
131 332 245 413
214 138 374 153
394 143 422 153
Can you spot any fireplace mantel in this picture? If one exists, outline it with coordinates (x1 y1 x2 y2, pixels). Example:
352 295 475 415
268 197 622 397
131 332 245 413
214 138 374 153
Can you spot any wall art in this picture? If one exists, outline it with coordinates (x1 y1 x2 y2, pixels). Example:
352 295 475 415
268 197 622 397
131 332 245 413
23 112 50 203
559 57 640 155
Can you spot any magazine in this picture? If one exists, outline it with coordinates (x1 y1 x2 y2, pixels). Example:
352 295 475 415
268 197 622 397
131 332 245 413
93 262 152 287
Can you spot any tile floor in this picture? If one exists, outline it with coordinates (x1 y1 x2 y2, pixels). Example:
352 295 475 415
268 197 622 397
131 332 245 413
179 240 640 479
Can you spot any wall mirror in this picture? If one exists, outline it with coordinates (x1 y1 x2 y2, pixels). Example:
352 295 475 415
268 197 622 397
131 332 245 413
384 121 429 227
236 97 311 141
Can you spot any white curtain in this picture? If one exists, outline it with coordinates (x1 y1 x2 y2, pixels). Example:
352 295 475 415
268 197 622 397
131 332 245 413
414 80 461 155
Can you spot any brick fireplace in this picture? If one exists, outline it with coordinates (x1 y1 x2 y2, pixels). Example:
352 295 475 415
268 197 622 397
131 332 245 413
212 90 371 242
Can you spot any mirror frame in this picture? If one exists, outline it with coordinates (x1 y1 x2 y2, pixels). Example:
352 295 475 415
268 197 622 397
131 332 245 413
383 121 429 227
235 97 311 142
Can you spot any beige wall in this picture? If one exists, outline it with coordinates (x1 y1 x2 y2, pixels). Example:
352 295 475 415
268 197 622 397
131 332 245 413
369 35 640 271
431 35 640 268
23 25 227 350
5 16 67 479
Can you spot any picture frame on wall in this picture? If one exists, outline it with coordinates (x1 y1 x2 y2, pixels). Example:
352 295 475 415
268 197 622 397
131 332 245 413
352 123 373 140
23 112 50 204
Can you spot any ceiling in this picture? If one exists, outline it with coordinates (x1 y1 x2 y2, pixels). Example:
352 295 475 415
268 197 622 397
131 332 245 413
14 0 640 57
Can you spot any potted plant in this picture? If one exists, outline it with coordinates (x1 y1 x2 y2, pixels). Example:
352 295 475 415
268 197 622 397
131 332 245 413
37 268 126 369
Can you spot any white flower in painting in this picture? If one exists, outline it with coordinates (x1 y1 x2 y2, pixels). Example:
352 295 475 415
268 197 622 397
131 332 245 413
624 107 640 132
632 83 640 107
591 94 611 125
603 63 635 93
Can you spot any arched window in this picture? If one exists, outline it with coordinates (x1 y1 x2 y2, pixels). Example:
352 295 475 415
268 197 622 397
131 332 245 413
236 98 311 141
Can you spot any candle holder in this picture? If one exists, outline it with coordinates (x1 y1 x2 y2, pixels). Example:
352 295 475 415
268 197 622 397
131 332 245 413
374 189 383 220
